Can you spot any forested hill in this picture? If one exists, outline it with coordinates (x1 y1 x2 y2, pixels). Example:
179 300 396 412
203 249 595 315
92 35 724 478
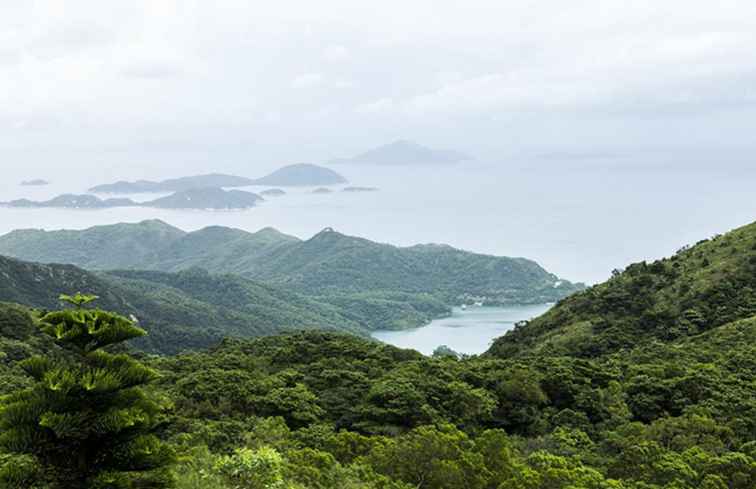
0 221 583 305
0 255 374 354
488 220 756 358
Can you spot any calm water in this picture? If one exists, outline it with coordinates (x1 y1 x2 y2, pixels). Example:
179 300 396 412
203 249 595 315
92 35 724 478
371 304 553 356
2 155 756 284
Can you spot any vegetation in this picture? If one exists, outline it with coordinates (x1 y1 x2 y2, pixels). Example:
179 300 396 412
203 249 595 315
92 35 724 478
0 255 450 354
0 222 753 488
489 220 756 357
0 294 173 488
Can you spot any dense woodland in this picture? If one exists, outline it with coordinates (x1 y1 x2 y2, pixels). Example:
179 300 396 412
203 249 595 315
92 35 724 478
0 222 755 488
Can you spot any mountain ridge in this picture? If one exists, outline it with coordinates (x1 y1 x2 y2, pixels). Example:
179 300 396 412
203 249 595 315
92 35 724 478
0 221 582 305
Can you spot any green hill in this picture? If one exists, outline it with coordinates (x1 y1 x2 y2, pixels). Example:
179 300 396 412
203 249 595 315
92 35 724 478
0 220 186 269
0 255 370 354
487 220 756 358
0 221 583 306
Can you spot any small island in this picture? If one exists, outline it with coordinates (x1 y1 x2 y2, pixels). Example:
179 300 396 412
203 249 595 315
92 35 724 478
2 188 263 210
259 188 286 197
312 187 334 194
89 173 255 194
20 179 50 186
330 140 472 166
251 163 347 187
146 188 263 209
343 186 379 192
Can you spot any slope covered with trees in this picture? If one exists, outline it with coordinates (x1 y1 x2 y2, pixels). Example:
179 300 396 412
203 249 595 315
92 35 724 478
488 220 756 358
0 221 583 305
0 256 368 354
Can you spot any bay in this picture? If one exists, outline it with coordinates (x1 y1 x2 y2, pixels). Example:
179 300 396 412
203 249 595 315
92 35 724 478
371 304 554 356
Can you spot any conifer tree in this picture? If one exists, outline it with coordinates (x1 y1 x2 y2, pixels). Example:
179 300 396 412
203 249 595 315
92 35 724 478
0 293 174 488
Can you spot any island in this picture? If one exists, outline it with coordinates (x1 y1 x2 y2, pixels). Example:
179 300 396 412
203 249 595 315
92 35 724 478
1 188 263 210
343 186 379 192
251 163 347 186
2 194 138 209
146 187 263 209
312 187 334 194
259 188 286 197
20 179 50 186
89 173 255 193
330 139 472 166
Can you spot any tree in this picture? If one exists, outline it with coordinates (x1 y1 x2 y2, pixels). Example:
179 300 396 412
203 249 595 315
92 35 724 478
0 293 174 488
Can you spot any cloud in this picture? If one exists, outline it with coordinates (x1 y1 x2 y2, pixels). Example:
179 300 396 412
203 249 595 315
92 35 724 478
323 45 350 62
3 0 756 158
291 73 326 89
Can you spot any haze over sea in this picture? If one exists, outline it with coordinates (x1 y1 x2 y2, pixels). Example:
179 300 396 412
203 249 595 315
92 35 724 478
3 151 755 285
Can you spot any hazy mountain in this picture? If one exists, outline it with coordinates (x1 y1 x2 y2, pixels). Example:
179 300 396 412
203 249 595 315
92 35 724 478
89 173 255 193
251 163 347 186
2 188 263 210
2 194 137 209
0 221 583 305
343 186 379 192
145 187 263 209
331 140 472 166
20 179 49 186
487 220 756 358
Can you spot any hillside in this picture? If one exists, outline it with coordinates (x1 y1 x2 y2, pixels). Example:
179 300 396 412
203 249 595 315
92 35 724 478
0 255 369 354
89 173 255 193
251 163 347 186
0 222 582 306
247 228 582 304
331 140 472 166
488 220 756 358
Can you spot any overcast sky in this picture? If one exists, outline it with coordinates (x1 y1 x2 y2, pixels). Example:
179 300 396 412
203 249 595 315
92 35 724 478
3 1 756 175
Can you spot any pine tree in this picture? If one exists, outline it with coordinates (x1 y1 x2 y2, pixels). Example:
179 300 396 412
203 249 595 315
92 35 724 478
0 293 174 488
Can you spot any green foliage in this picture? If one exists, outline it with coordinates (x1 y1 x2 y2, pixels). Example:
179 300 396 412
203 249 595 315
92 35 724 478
489 221 756 357
0 297 174 488
2 222 756 489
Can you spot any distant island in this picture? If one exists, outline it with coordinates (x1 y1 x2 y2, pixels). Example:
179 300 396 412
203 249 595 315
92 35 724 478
89 173 255 194
251 163 347 186
259 188 286 197
343 186 379 192
312 187 334 194
331 140 472 166
20 179 50 186
1 188 263 210
3 194 137 209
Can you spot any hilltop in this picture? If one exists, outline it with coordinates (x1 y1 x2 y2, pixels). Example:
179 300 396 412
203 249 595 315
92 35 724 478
331 140 472 166
0 221 583 306
487 220 756 358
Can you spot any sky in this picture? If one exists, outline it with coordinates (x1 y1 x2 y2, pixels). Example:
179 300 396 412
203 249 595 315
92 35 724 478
2 0 756 176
